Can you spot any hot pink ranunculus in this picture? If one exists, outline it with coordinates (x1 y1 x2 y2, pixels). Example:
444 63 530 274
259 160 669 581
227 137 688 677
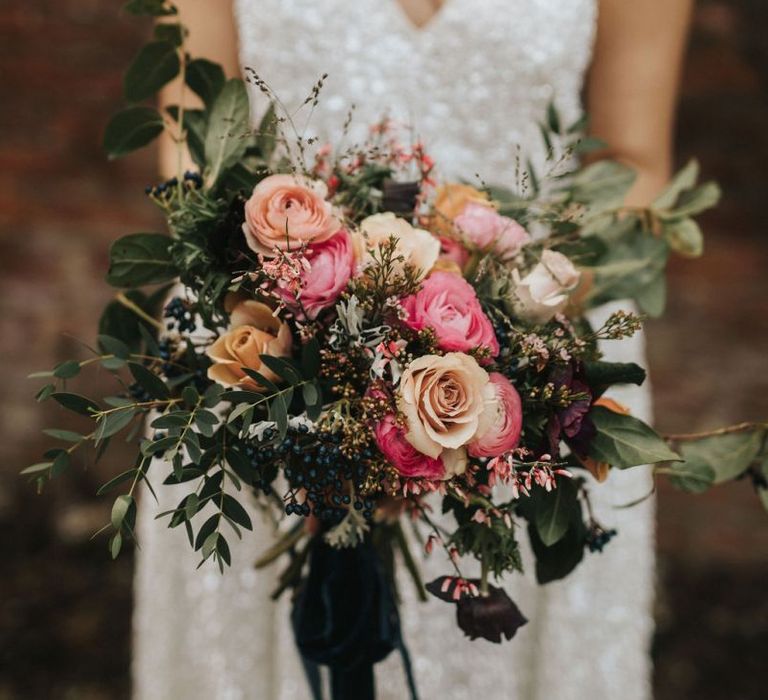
280 229 355 320
453 202 531 259
243 174 341 256
401 271 499 357
469 373 523 458
375 414 446 480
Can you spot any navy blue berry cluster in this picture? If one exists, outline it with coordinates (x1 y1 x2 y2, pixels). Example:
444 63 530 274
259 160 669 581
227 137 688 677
144 170 203 199
585 522 618 553
164 296 197 334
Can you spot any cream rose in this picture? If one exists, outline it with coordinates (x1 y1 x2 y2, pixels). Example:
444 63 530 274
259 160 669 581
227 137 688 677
359 212 440 281
206 300 292 389
511 250 581 324
398 353 493 475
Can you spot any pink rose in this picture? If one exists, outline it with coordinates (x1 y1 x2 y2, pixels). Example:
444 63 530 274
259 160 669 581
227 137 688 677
375 414 446 480
454 202 530 259
401 271 499 357
438 235 471 269
279 229 355 320
243 174 342 256
469 373 523 457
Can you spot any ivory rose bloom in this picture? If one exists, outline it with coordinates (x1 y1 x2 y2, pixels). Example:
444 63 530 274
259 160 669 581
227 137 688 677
243 174 341 256
279 229 356 320
454 201 531 259
359 212 440 280
401 271 499 357
469 373 523 457
206 300 292 389
398 353 493 471
512 250 581 324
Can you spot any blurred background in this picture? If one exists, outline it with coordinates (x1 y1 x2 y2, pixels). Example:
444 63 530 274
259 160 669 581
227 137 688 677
1 1 767 698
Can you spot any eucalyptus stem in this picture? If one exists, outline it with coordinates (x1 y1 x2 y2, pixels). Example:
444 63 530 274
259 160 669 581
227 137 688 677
664 421 768 442
115 293 165 331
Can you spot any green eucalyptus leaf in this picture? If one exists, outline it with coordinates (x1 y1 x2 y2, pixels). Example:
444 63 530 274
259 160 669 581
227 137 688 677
110 532 123 559
43 428 85 443
97 469 137 495
185 58 225 106
664 218 704 258
96 408 136 442
98 334 131 360
205 79 250 184
111 494 135 530
661 181 721 219
106 233 177 288
35 384 56 402
153 22 184 47
534 478 579 547
680 430 763 485
588 406 681 468
653 160 699 211
635 271 667 318
124 0 177 16
21 462 53 476
53 360 81 379
104 106 164 159
51 392 99 416
51 451 71 477
222 494 253 530
570 160 636 215
128 362 170 400
124 41 180 103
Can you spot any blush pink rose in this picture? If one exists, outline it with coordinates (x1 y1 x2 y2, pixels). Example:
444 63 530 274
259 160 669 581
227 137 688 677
469 373 523 457
454 201 531 259
401 271 499 357
243 174 342 256
279 229 355 320
375 414 446 480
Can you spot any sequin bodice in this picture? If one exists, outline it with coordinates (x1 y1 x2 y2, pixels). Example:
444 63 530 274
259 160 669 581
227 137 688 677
235 0 597 184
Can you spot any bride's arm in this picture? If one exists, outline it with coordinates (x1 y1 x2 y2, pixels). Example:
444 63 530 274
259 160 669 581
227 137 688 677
158 0 240 177
588 0 694 206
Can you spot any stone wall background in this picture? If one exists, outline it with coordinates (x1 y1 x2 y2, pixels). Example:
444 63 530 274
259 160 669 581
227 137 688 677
0 1 766 698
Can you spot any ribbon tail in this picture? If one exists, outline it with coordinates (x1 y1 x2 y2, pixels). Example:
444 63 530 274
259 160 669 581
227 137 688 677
300 655 324 700
397 637 420 700
330 662 375 700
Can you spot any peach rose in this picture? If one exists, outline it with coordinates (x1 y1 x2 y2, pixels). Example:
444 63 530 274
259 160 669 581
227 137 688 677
206 300 292 389
243 174 342 256
398 353 493 474
359 212 440 281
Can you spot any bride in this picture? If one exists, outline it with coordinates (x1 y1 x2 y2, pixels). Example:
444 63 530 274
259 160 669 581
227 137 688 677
134 1 693 698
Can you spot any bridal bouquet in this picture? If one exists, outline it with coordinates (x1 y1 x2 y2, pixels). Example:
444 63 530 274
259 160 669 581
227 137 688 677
25 4 768 697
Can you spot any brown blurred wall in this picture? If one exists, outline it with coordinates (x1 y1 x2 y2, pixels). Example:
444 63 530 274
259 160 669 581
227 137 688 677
0 1 767 698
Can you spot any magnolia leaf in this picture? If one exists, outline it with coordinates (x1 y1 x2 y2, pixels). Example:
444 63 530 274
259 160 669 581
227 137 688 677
664 218 704 258
106 233 177 288
667 454 716 493
124 41 180 103
680 430 763 485
104 107 165 159
588 406 681 468
528 514 586 585
186 58 225 107
652 160 700 211
205 79 250 184
534 478 579 547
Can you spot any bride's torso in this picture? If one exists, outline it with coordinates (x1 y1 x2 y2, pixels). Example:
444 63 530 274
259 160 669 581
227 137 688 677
235 0 597 185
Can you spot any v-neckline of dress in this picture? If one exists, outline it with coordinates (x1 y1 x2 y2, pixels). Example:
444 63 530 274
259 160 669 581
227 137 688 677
389 0 453 35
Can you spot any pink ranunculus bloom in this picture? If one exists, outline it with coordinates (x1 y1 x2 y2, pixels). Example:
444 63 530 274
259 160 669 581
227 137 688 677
453 201 531 259
469 373 523 458
242 174 341 256
375 414 446 480
438 235 471 269
401 271 499 357
280 229 356 320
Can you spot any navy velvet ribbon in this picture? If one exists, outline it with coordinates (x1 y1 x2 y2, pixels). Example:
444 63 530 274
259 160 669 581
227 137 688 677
291 535 419 700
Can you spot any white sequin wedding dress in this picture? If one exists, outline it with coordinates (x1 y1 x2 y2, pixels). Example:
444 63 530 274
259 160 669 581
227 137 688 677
133 1 655 698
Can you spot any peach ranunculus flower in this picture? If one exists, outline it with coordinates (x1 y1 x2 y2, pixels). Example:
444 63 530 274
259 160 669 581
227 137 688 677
242 174 342 257
398 353 494 477
511 249 581 324
359 212 440 281
206 300 292 389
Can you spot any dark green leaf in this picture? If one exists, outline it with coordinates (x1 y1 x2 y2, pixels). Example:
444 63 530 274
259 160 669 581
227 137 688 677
35 384 56 402
51 451 71 477
667 454 716 493
205 79 250 183
216 536 231 566
241 368 278 393
110 532 123 560
103 106 164 159
529 516 586 584
124 41 180 103
151 412 190 429
534 478 579 547
185 58 225 106
582 361 646 394
301 337 321 379
546 101 561 134
106 233 177 288
97 469 137 496
588 406 681 468
222 494 252 530
680 430 763 485
51 392 99 416
153 22 184 47
124 0 177 16
129 362 170 400
96 408 136 442
43 428 85 443
98 334 131 360
259 355 301 384
53 360 81 379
